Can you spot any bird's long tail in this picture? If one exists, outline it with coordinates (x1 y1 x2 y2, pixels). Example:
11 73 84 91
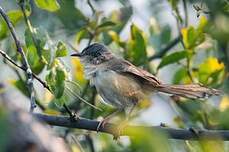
156 84 222 99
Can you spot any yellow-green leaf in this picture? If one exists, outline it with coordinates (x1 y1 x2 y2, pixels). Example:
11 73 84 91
46 62 67 98
181 17 208 49
97 21 116 28
127 24 147 65
220 96 229 111
0 10 24 40
198 57 225 85
56 41 67 57
34 0 60 12
75 28 90 44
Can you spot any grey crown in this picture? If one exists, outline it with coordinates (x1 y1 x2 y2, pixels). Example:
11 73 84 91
81 43 108 57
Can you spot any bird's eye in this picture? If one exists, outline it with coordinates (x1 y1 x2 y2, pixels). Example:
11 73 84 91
100 55 105 60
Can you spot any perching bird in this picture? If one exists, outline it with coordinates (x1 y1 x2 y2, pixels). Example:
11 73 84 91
71 43 221 129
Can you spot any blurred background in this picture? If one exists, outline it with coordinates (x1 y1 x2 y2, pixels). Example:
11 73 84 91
0 0 228 151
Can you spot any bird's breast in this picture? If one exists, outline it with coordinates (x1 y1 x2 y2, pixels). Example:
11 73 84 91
90 68 145 109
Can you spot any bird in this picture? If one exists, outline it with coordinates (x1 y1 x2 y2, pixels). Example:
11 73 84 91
71 43 221 130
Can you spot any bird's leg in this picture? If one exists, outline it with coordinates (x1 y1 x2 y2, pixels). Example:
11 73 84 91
96 109 122 132
63 104 78 122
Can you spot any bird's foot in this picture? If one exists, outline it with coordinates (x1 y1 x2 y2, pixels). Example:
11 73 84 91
69 112 79 122
160 122 168 127
188 127 199 137
96 118 109 132
63 104 78 122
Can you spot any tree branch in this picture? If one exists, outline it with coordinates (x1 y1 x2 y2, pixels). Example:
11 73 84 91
0 49 49 90
0 48 74 117
34 113 229 140
87 0 96 14
182 0 188 27
0 6 36 112
148 35 181 61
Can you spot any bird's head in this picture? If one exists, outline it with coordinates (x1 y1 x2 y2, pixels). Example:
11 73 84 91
71 43 112 65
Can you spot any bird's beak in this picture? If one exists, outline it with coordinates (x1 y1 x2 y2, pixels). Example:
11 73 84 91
71 52 82 57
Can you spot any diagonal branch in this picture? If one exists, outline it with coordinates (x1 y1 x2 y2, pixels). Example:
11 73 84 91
148 35 181 61
0 6 36 112
0 49 49 90
87 0 96 14
34 113 229 140
0 49 74 117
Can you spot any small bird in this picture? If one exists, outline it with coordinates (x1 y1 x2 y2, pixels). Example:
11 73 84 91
71 43 221 129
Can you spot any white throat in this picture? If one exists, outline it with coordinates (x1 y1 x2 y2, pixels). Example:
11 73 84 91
84 64 98 79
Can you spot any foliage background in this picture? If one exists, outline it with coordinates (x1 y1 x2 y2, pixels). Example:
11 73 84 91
0 0 229 152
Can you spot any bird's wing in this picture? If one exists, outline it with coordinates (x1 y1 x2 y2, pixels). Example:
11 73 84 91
107 58 161 86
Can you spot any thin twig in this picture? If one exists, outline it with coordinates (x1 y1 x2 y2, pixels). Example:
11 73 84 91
173 12 185 48
34 113 229 140
89 89 97 119
187 58 194 82
71 135 85 152
87 33 94 46
148 35 181 61
0 6 36 112
182 0 188 27
0 49 50 90
18 2 39 52
1 55 46 110
66 42 79 52
172 2 195 82
0 49 76 117
87 0 96 14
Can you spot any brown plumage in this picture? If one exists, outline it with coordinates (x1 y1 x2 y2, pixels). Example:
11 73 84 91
106 58 221 100
71 43 222 130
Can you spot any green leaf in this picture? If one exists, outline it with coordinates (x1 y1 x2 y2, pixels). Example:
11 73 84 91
24 28 46 74
14 79 29 97
173 67 188 84
75 28 90 44
55 41 67 57
46 63 67 98
34 0 60 12
102 6 133 45
126 24 147 65
55 67 66 98
55 0 87 32
108 30 125 48
197 16 208 32
160 25 171 45
97 21 116 28
158 51 189 69
219 109 229 129
129 127 170 152
7 10 24 25
0 10 24 40
149 20 172 51
52 95 68 107
33 28 47 56
176 99 204 122
41 49 51 65
167 0 180 10
0 19 7 40
181 17 208 49
198 57 225 85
